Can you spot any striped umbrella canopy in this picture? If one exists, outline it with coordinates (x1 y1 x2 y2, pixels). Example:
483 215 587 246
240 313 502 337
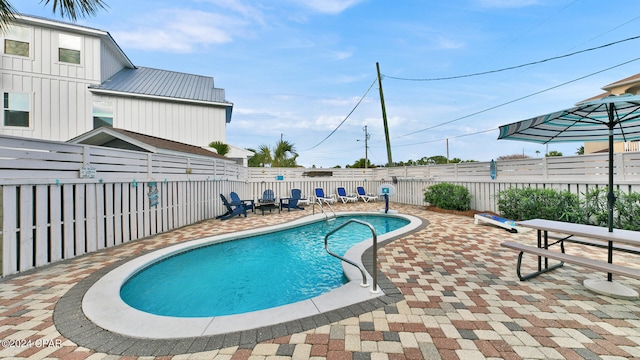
498 94 640 144
498 93 640 234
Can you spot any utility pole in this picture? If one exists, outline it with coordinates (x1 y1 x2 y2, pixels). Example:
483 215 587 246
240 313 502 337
377 62 393 167
363 126 370 168
357 126 370 168
446 138 449 163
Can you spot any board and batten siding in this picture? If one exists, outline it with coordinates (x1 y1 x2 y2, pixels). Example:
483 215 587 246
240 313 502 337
1 73 95 141
99 41 130 82
107 95 228 146
0 24 103 81
1 23 106 141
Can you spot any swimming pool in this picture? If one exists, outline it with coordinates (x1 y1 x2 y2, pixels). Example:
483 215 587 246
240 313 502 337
82 212 422 339
120 215 408 317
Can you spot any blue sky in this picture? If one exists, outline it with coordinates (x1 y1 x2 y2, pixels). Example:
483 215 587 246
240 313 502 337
13 0 640 167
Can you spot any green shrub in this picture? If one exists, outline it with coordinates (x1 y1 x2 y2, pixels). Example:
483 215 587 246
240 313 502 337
581 188 610 227
423 183 471 211
617 191 640 231
583 188 640 231
496 187 580 222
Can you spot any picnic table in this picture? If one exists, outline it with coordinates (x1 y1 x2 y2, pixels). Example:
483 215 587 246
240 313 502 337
501 219 640 300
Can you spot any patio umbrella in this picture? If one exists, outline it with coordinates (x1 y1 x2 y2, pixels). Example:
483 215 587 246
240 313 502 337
498 93 640 233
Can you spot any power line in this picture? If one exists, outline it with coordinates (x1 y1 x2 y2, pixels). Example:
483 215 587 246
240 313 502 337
302 78 377 151
395 56 640 139
382 35 640 82
393 128 496 148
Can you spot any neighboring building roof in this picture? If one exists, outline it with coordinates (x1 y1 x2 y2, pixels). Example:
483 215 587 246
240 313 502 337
577 72 640 105
89 67 233 108
602 73 640 91
68 127 230 160
576 91 611 105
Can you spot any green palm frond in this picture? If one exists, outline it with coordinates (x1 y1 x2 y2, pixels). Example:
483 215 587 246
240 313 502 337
0 1 17 32
1 0 108 31
42 0 108 19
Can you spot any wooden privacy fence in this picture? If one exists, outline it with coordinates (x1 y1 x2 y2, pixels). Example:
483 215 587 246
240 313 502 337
2 133 640 276
0 135 248 276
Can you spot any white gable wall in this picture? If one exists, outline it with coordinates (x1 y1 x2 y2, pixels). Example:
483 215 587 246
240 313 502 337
95 93 227 146
100 40 129 81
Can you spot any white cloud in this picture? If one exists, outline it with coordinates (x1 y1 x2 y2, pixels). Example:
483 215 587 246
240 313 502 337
112 9 248 52
203 0 267 24
475 0 539 8
291 0 365 14
315 115 347 130
331 50 353 60
320 96 369 107
435 35 466 50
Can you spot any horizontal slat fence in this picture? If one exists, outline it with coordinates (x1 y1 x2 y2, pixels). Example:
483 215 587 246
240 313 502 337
1 133 640 276
0 135 249 276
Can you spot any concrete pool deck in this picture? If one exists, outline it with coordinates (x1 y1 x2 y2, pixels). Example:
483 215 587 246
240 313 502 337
1 202 639 359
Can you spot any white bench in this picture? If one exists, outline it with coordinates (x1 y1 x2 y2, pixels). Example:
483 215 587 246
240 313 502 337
502 219 640 299
502 219 640 283
501 241 640 281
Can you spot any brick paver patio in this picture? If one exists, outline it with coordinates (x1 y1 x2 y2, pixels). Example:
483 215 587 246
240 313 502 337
1 202 639 359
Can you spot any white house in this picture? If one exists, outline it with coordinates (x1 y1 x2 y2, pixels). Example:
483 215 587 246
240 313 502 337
1 14 253 164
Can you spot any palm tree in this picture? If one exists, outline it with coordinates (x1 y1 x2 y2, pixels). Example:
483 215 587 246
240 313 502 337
271 140 298 167
246 144 272 167
347 158 374 168
247 140 298 167
1 0 107 30
208 141 229 156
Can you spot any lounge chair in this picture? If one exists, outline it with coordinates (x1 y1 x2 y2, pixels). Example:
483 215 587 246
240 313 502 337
216 194 247 220
230 191 254 212
314 188 337 204
280 189 306 211
336 187 357 203
356 186 378 202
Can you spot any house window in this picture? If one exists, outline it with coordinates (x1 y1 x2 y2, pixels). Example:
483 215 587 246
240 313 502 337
3 92 30 127
93 101 113 128
4 25 30 57
59 33 81 64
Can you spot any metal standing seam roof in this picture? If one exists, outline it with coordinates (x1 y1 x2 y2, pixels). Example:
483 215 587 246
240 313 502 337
89 67 231 105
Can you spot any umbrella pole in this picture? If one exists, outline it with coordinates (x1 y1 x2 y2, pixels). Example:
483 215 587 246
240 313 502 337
607 111 615 282
607 128 615 234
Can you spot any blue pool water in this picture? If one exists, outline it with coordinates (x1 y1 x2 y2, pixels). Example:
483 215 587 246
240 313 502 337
120 215 408 317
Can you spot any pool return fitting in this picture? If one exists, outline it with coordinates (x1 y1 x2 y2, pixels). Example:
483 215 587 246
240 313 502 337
324 219 380 293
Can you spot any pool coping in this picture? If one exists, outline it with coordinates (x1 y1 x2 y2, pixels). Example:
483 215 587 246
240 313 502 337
53 212 428 356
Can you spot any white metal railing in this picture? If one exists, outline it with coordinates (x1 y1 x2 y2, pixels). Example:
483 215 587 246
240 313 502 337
625 141 640 152
324 219 379 293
